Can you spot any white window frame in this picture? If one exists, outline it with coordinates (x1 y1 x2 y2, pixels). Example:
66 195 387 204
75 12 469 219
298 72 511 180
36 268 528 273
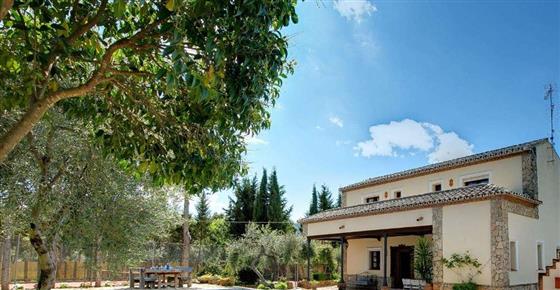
428 180 443 192
537 241 545 272
363 194 381 204
510 240 519 272
367 247 382 271
460 171 492 187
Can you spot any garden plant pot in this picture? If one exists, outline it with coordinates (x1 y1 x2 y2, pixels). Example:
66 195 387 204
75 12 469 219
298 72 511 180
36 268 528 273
424 283 433 290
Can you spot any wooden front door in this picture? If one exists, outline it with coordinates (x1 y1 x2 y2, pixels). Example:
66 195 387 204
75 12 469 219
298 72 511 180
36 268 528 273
390 245 414 289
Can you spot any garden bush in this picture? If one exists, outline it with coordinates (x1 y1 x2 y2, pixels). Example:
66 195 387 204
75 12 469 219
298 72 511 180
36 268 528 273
257 283 270 289
312 272 332 281
452 282 477 290
218 277 235 286
198 274 221 284
274 282 288 289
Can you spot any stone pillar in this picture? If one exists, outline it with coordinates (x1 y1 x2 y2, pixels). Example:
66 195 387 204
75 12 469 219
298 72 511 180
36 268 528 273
490 199 509 288
521 150 538 199
382 233 388 288
432 207 443 290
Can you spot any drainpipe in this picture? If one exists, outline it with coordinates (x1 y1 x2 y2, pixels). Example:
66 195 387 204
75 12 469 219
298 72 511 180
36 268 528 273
339 237 345 284
383 233 388 287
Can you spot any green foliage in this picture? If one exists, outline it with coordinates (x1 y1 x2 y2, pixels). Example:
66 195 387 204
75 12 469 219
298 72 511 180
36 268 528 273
226 176 257 237
274 282 288 289
336 193 342 208
254 169 269 223
257 283 270 289
452 282 477 290
192 192 211 239
442 251 482 284
226 224 305 283
318 185 333 212
314 244 336 276
414 237 433 283
308 185 319 216
268 169 292 231
0 0 298 193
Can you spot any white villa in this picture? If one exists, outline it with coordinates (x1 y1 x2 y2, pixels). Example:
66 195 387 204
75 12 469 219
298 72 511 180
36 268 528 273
300 138 560 290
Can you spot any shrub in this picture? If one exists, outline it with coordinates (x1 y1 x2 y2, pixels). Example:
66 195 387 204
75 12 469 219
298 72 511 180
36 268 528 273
198 274 221 284
237 268 259 285
257 283 270 289
312 272 331 281
452 282 477 290
58 284 69 289
274 282 288 289
414 237 433 283
218 277 235 286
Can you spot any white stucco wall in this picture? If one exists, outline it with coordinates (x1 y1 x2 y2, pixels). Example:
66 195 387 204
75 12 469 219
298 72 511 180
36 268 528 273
344 156 523 207
346 235 431 277
508 212 538 285
534 142 560 273
442 201 492 286
305 208 432 238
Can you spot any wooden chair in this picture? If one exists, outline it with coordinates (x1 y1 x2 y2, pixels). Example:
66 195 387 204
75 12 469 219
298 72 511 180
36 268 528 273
129 268 157 288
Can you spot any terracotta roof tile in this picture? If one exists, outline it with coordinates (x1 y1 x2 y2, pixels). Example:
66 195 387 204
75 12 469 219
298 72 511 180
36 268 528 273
299 184 539 224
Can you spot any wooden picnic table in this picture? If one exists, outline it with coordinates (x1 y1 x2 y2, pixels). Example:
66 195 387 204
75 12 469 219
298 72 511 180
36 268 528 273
144 269 182 288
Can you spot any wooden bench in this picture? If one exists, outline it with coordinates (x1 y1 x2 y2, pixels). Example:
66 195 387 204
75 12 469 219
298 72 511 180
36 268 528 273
129 268 157 288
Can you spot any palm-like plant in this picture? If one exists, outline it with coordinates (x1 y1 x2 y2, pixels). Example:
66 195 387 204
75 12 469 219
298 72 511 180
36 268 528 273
414 237 433 283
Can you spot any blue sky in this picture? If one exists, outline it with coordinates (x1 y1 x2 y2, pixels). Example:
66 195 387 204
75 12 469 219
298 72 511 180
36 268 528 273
193 0 560 220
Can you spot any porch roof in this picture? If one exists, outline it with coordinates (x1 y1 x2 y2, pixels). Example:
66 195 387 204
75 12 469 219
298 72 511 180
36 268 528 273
299 184 540 224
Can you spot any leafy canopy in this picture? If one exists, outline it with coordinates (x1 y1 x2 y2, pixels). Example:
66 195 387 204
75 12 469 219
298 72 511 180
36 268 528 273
0 0 298 192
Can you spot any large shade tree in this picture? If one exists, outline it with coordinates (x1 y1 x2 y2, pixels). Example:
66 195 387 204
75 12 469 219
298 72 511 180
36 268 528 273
0 0 298 192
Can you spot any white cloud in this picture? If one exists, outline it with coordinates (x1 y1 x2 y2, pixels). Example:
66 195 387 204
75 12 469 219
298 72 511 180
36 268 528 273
329 116 344 128
354 119 473 163
244 134 269 145
334 0 377 23
315 125 325 131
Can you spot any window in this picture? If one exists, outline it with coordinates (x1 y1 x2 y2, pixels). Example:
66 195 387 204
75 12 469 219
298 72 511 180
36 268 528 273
369 250 381 270
464 178 489 186
432 183 442 191
365 196 379 203
510 241 519 271
394 191 402 199
461 172 491 187
537 242 544 271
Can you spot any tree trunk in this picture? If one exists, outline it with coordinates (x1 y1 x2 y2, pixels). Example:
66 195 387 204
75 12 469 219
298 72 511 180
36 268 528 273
29 224 56 290
1 236 11 290
93 243 101 287
181 196 191 287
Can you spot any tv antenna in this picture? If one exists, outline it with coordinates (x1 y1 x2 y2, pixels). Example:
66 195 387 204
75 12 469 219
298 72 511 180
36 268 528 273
544 83 556 146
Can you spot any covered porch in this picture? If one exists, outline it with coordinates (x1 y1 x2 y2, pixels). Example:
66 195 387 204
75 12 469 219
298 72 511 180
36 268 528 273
305 225 433 290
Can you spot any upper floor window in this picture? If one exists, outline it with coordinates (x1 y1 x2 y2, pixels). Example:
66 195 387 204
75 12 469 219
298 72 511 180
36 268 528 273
462 172 491 187
394 191 402 198
432 183 442 192
464 178 489 187
365 196 379 203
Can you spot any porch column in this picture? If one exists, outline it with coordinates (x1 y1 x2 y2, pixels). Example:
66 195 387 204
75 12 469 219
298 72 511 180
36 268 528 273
307 238 311 281
383 233 388 287
339 237 345 284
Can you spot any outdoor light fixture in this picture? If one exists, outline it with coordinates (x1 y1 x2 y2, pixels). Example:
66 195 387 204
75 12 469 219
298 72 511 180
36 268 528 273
339 225 345 230
416 216 424 222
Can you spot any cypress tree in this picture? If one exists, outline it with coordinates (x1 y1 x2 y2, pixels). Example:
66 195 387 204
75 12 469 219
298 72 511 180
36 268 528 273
268 169 292 231
193 192 211 240
318 184 333 212
308 184 319 215
253 168 269 223
226 176 257 237
336 192 342 208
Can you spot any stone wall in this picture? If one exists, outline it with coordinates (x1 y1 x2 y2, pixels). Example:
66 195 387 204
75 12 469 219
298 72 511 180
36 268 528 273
432 207 443 285
490 198 539 289
522 150 538 199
